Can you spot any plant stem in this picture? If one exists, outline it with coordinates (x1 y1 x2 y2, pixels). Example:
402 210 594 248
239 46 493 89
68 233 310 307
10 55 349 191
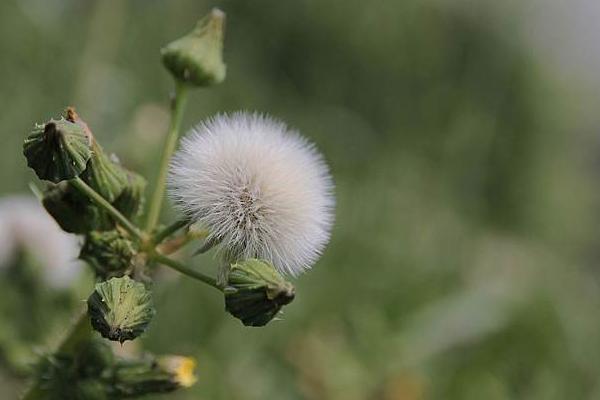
152 219 189 245
22 311 92 400
56 312 93 354
153 253 221 290
70 177 144 242
146 80 189 232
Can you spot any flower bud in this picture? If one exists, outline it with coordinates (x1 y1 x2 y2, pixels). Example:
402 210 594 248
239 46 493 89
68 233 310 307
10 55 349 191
82 142 129 203
23 118 92 183
37 107 147 233
42 182 112 234
157 356 197 388
224 259 296 327
80 230 137 279
161 8 226 86
113 170 147 221
111 355 197 396
87 276 155 343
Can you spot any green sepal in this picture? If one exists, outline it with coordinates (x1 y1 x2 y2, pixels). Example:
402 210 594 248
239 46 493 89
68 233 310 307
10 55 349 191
80 230 137 280
224 259 295 327
42 182 113 234
24 118 92 183
161 8 226 87
87 276 155 343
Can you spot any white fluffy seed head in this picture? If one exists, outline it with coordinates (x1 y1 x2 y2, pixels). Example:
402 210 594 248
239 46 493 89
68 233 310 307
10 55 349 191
168 112 334 276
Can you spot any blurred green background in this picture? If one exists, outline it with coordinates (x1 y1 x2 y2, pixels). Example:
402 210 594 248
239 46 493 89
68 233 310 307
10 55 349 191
2 0 600 398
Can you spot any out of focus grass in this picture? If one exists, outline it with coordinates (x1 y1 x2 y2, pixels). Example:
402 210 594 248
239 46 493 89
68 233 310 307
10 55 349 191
2 0 600 399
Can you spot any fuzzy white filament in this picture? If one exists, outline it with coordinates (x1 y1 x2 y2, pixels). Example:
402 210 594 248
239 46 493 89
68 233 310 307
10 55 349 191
168 112 334 276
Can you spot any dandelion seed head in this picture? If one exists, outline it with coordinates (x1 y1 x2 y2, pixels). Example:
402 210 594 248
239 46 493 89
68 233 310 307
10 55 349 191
168 112 334 276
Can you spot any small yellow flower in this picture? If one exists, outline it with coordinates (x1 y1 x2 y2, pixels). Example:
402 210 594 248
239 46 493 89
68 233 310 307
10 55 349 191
159 356 198 388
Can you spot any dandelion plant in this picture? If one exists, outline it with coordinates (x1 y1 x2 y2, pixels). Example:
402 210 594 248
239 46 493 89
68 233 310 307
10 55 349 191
20 8 334 399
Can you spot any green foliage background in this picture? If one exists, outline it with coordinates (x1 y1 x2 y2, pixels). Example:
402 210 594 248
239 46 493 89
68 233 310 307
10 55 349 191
1 0 600 399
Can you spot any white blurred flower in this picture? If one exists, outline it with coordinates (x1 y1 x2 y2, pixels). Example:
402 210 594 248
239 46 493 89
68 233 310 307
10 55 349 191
168 112 334 276
0 195 82 289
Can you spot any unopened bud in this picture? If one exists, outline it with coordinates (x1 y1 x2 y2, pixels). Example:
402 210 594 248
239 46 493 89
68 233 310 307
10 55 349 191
224 259 295 327
80 230 137 279
81 143 129 204
26 107 145 235
87 276 155 343
43 182 112 234
113 170 147 221
24 118 92 183
161 8 226 86
111 355 197 396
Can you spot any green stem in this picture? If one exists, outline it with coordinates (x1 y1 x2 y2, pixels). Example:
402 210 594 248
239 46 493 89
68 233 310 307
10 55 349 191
153 253 221 290
152 219 189 245
22 312 92 400
146 81 189 232
70 177 144 242
56 312 93 354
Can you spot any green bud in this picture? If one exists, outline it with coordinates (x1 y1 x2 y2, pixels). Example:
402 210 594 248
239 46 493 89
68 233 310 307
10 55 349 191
113 170 147 221
111 355 197 397
224 259 296 327
81 141 129 203
80 230 137 279
161 8 226 86
23 118 92 183
43 182 112 234
87 276 155 343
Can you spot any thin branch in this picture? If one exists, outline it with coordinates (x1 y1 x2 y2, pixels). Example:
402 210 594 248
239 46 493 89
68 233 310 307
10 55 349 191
153 253 221 291
70 177 144 241
152 219 189 245
146 81 189 232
